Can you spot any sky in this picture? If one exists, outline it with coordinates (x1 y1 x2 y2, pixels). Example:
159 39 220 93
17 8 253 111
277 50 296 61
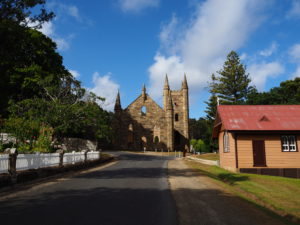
36 0 300 119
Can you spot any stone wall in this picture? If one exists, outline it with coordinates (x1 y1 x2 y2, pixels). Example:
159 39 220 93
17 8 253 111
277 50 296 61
62 138 97 152
113 76 189 151
114 94 168 151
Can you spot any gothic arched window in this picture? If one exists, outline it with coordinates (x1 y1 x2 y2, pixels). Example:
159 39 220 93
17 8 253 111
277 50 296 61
141 106 146 116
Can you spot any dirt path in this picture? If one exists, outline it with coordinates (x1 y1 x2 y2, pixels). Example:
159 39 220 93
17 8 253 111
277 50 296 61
168 159 285 225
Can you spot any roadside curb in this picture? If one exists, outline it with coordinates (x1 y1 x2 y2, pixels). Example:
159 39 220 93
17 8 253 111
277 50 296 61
186 156 219 166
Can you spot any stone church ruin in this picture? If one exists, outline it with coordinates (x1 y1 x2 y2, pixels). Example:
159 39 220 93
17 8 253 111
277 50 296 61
113 75 189 151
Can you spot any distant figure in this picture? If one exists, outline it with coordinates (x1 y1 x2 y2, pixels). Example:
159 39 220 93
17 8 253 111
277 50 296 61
183 144 188 157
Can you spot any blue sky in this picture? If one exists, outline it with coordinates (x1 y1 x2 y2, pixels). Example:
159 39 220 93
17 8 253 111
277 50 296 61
37 0 300 119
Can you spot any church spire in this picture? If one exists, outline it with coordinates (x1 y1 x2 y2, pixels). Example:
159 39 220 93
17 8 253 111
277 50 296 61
142 84 146 93
114 90 122 112
164 74 170 90
166 91 173 110
142 84 147 101
182 73 188 89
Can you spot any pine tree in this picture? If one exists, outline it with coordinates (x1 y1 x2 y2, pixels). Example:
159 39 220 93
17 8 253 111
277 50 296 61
204 93 218 124
211 51 253 104
205 73 218 125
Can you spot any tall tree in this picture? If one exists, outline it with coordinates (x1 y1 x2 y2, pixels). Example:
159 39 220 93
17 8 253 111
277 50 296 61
211 51 253 104
0 0 62 117
204 93 218 124
205 73 218 124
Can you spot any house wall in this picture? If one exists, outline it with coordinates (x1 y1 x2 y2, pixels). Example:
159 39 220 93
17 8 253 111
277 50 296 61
218 128 237 172
236 134 300 168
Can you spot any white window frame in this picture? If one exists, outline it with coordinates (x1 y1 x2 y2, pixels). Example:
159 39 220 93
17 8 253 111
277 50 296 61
223 131 230 153
281 135 297 152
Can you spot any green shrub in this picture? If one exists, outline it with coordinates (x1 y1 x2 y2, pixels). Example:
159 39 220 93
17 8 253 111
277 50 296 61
32 126 54 152
190 139 210 153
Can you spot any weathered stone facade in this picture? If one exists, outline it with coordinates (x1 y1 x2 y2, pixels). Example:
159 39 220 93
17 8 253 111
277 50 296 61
113 75 189 151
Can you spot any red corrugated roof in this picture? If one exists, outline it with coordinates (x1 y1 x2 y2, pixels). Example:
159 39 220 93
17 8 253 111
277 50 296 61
217 105 300 131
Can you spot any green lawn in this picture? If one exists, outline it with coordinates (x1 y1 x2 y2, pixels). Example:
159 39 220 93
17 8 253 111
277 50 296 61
186 161 300 225
192 153 220 161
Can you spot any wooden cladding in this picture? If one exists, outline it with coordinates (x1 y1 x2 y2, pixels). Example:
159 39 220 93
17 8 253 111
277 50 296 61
218 131 300 171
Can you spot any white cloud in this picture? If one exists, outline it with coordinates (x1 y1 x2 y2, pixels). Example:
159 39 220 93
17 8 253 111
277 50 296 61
286 0 300 19
68 5 81 21
240 53 248 60
289 44 300 61
159 14 180 54
27 19 54 36
259 41 278 57
292 66 300 78
28 19 70 51
38 21 54 36
69 70 80 78
119 0 159 13
148 0 268 99
289 44 300 78
54 38 70 51
90 72 120 111
248 62 284 91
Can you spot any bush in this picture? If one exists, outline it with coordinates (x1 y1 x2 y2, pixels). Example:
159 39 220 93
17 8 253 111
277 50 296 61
190 139 210 153
3 117 54 153
4 117 40 146
32 126 54 152
0 142 13 152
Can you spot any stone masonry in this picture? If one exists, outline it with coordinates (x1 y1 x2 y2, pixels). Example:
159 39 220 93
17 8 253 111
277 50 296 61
112 75 189 151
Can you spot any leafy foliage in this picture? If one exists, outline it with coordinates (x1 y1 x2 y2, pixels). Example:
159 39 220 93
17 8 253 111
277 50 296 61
247 77 300 105
7 96 112 142
190 139 209 153
0 1 112 152
32 126 54 152
189 118 217 152
0 0 54 28
0 0 61 117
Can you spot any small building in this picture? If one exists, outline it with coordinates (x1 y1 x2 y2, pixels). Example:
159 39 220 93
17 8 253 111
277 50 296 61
213 105 300 178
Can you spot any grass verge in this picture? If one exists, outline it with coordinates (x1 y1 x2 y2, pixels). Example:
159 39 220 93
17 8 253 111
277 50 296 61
191 153 219 161
185 160 300 225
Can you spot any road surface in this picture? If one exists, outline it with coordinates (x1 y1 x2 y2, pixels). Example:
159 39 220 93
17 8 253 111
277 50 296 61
0 152 177 225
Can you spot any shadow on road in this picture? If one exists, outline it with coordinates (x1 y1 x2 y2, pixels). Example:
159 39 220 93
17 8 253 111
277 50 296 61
0 185 281 225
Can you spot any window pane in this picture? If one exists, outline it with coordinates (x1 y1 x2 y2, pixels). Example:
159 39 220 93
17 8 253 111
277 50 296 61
282 136 289 151
289 136 296 151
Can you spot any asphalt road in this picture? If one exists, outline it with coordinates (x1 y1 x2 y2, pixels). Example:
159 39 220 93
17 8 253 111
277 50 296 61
0 152 177 225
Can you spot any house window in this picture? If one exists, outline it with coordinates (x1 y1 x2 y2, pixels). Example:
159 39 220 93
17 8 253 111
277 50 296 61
223 131 230 153
281 135 297 152
175 113 179 121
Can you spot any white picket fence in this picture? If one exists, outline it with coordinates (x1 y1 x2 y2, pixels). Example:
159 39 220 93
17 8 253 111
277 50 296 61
16 153 60 171
63 152 86 165
0 154 9 174
0 151 101 174
87 151 100 160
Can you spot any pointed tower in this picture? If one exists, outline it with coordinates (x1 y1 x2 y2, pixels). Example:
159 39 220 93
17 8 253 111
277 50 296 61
181 73 189 142
114 90 122 113
163 74 170 111
142 84 147 101
166 91 174 151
